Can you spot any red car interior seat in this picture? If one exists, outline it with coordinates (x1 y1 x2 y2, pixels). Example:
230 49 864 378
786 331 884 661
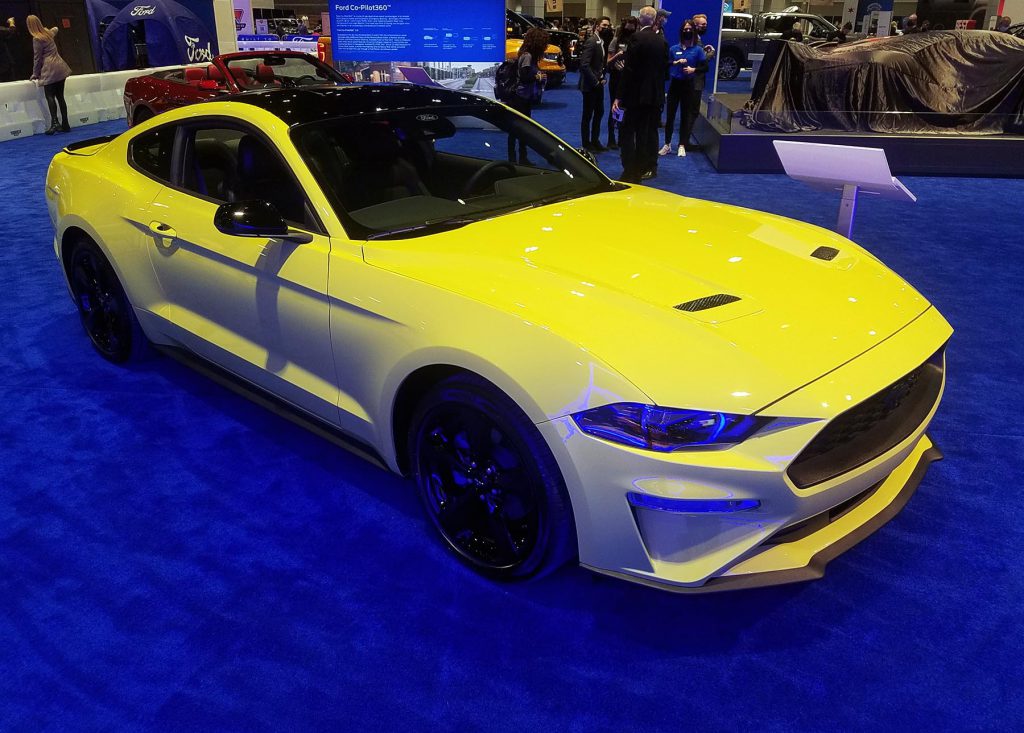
229 67 251 88
184 67 206 86
255 64 280 87
207 64 227 88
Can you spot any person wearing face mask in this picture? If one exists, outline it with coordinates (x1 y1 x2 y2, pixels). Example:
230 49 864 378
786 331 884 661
605 17 637 150
612 6 669 183
660 20 706 158
692 14 716 61
579 17 612 152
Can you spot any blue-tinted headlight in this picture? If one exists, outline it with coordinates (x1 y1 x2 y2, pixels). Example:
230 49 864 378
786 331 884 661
571 403 767 451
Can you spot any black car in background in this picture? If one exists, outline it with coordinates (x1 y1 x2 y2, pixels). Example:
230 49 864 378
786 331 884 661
719 12 843 80
506 9 579 70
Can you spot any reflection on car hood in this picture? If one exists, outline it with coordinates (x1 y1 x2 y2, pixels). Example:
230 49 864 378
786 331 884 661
364 186 931 414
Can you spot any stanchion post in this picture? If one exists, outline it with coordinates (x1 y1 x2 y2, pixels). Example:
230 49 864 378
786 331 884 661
837 184 859 238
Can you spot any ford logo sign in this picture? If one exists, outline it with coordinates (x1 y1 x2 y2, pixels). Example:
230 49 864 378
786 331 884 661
416 114 439 122
131 5 156 16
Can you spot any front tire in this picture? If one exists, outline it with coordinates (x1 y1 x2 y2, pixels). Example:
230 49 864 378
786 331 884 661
718 51 742 81
408 374 575 579
67 238 148 363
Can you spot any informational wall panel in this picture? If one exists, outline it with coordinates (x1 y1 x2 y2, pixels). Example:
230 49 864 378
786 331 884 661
329 1 504 62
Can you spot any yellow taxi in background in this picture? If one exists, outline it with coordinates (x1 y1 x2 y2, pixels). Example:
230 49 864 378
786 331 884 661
505 38 565 88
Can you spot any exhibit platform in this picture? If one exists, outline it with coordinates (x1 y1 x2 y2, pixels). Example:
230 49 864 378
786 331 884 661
695 93 1024 177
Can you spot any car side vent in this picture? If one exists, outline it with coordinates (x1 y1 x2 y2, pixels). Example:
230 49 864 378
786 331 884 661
675 294 741 312
811 246 840 261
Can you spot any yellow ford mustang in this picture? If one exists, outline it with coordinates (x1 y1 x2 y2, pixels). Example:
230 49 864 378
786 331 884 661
46 86 951 592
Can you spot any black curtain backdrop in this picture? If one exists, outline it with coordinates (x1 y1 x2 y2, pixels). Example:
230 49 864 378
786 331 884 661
0 0 35 79
0 0 96 80
32 0 96 75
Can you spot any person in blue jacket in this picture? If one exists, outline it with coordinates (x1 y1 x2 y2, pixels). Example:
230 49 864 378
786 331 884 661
659 19 706 158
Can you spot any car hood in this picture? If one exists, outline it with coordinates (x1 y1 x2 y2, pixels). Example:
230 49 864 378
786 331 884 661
363 187 931 415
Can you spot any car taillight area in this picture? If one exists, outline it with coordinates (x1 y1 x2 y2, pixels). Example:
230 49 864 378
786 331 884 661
787 347 946 489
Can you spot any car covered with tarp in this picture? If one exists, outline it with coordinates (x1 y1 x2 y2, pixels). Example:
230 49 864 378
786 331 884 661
742 31 1024 134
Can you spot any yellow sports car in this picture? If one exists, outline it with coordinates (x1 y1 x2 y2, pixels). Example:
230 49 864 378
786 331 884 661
506 38 566 87
46 86 951 592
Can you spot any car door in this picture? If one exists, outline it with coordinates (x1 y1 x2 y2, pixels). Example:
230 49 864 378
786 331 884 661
144 120 340 422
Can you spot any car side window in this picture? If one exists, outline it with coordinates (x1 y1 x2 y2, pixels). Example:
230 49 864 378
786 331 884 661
130 126 175 183
180 125 313 229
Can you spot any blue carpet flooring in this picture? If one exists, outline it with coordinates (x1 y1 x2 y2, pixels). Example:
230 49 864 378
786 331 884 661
2 77 1023 731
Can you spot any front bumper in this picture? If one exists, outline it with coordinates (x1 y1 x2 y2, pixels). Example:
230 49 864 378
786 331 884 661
590 436 941 593
537 306 951 591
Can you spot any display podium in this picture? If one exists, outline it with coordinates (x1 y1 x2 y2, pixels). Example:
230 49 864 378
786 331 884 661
773 141 916 238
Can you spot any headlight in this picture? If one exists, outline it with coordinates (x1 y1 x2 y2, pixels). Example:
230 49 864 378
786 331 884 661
571 403 768 451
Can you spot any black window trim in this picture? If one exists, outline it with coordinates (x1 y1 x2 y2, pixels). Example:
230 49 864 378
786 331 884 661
127 120 177 183
127 115 327 237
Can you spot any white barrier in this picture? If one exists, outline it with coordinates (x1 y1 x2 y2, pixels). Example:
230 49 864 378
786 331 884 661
0 101 35 140
0 66 182 142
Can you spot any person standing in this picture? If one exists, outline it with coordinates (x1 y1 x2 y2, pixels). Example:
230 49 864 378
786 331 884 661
27 15 72 134
660 20 706 158
605 16 637 150
612 6 668 183
0 17 17 83
506 27 548 164
692 14 716 61
578 17 610 152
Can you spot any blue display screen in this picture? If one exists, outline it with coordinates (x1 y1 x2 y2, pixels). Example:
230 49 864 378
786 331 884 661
330 1 505 62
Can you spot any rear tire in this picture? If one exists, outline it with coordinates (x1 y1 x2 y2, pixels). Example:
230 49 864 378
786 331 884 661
67 238 149 363
408 374 575 579
133 107 153 126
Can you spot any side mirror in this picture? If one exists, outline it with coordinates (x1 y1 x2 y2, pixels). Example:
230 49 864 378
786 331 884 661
214 200 312 244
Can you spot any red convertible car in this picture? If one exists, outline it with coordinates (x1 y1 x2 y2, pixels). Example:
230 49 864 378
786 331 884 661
123 51 349 126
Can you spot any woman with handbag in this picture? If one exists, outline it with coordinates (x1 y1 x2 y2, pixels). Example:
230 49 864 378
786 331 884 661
27 15 72 134
605 16 637 150
506 27 548 165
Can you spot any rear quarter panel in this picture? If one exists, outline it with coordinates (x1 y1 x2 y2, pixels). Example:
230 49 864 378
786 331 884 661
48 138 167 317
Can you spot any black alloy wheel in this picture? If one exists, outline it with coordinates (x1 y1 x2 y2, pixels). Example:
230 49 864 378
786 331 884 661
68 240 145 363
409 375 574 579
718 52 741 81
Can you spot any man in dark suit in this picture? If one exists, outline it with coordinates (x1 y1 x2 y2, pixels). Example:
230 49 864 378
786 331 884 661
612 6 668 183
578 16 611 152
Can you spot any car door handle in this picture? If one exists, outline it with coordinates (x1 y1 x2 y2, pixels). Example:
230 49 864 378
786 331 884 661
149 221 177 238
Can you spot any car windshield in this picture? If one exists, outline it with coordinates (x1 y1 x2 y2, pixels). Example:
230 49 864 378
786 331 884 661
291 105 616 240
222 56 345 90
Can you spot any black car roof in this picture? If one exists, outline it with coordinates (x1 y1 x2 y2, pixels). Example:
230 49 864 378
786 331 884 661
226 85 493 126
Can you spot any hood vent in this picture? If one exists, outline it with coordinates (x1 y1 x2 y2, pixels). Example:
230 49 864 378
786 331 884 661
675 294 741 312
811 246 840 261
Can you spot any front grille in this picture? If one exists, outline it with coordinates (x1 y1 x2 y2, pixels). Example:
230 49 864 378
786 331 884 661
787 348 945 489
